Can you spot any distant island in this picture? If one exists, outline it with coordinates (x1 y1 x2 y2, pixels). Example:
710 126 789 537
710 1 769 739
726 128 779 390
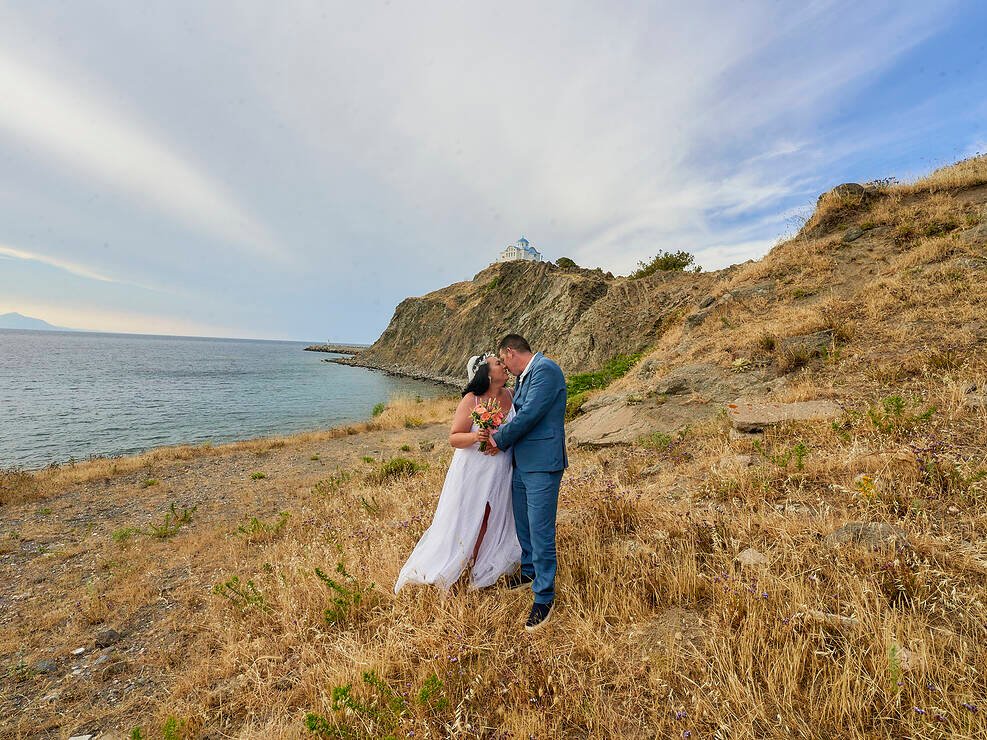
0 312 72 331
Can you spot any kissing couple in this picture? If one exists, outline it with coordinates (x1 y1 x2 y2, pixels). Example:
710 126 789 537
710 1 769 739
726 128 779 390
394 334 568 632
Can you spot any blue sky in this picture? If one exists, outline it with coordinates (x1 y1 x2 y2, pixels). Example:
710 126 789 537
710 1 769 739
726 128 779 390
0 1 984 342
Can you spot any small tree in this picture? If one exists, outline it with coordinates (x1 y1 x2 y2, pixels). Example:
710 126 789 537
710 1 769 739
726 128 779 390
555 257 579 269
630 250 700 278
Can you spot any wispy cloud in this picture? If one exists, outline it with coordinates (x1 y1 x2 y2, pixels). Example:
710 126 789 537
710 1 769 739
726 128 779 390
0 45 279 258
0 243 124 284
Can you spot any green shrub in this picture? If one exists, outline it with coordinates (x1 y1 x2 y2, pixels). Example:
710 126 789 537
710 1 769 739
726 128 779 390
372 402 386 417
630 250 699 278
567 353 643 397
213 575 267 611
638 432 673 451
140 478 158 489
371 457 425 484
145 502 197 539
250 471 266 480
313 471 351 494
555 257 579 268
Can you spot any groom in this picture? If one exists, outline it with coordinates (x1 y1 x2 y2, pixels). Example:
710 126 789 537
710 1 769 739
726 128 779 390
480 334 567 632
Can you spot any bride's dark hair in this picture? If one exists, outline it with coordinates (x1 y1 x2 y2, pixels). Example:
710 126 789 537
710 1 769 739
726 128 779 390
463 361 491 397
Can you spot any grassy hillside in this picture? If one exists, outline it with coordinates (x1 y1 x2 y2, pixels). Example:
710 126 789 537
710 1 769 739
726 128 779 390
2 157 986 738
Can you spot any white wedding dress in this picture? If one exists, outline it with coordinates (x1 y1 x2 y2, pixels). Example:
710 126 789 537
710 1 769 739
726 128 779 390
395 405 521 593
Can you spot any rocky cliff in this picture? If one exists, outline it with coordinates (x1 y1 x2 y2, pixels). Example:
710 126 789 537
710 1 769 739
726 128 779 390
344 260 720 385
348 156 987 448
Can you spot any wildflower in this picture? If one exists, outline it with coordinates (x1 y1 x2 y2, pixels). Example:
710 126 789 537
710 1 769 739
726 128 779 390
913 707 926 715
761 592 769 599
675 710 687 720
962 702 979 712
683 732 692 738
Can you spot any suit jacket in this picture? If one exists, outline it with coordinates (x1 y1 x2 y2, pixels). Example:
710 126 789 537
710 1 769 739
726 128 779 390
492 353 568 473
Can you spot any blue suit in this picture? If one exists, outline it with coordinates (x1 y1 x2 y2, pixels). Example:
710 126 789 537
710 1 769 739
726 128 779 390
492 353 567 604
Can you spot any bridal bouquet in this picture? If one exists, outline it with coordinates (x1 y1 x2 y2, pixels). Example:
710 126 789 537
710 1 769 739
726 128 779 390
471 398 505 451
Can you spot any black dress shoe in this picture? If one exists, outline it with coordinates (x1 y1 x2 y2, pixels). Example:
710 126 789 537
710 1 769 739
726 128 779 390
504 571 534 590
524 601 554 632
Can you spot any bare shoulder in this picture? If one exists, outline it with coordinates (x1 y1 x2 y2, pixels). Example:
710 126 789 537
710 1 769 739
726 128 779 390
457 393 475 411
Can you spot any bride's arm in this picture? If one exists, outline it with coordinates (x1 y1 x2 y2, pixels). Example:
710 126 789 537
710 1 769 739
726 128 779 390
448 394 481 449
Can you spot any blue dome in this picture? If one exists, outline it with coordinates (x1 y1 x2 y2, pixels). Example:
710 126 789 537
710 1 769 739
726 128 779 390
517 236 529 246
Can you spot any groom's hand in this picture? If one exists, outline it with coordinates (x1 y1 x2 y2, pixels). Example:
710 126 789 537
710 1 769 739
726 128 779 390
483 433 499 455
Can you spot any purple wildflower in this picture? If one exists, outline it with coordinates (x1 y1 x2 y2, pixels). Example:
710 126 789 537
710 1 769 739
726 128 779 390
913 707 926 715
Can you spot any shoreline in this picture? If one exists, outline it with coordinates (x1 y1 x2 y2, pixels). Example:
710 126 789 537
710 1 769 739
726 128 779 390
8 389 459 475
331 354 462 389
303 343 369 354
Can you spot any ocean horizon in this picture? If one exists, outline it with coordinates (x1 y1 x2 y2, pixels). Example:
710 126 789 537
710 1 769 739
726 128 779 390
0 328 444 469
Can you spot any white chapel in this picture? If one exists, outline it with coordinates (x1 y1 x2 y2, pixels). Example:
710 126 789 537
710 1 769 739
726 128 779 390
497 236 543 263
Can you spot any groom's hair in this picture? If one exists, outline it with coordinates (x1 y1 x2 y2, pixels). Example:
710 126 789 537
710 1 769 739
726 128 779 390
498 334 531 354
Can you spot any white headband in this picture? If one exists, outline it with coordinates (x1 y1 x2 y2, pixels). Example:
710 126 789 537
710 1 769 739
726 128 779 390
466 354 488 382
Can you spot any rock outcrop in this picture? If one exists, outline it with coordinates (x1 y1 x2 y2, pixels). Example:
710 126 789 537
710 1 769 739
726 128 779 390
344 260 718 384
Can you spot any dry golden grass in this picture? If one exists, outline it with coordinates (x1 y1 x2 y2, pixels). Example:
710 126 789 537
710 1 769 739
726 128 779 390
899 154 987 194
4 156 987 738
5 369 987 738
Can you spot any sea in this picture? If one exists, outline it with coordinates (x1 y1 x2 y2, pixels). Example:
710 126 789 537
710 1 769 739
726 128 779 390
0 329 447 470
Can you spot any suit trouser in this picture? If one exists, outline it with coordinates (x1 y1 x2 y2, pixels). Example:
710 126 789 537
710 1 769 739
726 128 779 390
511 468 563 605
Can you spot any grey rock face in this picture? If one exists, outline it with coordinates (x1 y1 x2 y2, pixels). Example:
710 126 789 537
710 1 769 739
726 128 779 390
778 330 834 356
842 226 865 243
829 183 866 200
95 629 121 648
33 658 58 674
823 522 908 550
958 222 987 246
727 399 843 432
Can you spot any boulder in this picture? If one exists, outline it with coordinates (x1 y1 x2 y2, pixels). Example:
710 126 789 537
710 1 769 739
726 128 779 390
684 309 711 328
823 521 908 550
727 399 843 432
821 183 866 202
95 628 121 648
842 226 865 243
778 330 834 356
958 222 987 247
698 295 716 309
33 659 58 674
735 547 769 568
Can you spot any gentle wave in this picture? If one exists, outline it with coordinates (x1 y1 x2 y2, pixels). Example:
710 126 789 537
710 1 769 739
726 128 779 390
0 329 445 469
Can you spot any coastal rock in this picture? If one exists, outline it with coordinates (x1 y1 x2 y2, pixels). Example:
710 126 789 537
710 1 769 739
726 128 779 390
348 260 718 381
727 399 843 432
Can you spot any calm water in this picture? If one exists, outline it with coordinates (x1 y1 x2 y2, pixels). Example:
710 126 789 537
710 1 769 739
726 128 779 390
0 329 446 469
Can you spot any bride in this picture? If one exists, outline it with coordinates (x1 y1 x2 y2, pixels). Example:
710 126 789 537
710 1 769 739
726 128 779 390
394 353 521 593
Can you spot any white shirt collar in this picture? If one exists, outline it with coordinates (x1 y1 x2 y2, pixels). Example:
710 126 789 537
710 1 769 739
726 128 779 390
517 352 539 386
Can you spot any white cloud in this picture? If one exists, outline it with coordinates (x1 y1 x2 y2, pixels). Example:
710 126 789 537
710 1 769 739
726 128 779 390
0 45 279 259
0 243 126 284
